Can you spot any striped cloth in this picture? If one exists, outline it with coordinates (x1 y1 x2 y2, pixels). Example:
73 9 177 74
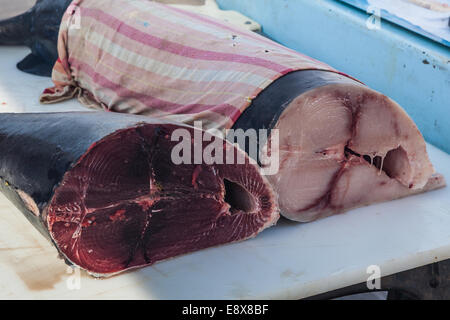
41 0 338 130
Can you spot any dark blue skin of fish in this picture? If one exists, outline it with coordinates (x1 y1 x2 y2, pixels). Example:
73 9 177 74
0 0 72 76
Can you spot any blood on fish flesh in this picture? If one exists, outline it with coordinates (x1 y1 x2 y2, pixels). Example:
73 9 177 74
234 71 445 221
39 0 445 222
0 112 279 275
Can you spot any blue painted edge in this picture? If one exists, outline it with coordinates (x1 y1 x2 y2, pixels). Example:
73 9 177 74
217 0 450 154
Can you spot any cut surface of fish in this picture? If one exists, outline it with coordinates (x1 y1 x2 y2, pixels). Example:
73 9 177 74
0 112 278 275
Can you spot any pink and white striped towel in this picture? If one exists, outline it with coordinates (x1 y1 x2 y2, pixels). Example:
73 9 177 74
41 0 342 130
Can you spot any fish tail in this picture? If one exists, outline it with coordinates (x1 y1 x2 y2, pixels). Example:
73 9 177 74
0 10 32 45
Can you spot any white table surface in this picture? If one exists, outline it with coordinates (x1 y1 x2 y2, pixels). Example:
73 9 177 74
0 47 449 299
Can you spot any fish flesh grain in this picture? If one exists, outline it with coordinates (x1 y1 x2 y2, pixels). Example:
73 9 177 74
234 71 445 221
39 0 445 222
0 112 279 275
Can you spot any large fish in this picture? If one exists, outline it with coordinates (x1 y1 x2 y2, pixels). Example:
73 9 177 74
0 112 279 275
234 70 445 221
34 0 446 221
0 0 72 76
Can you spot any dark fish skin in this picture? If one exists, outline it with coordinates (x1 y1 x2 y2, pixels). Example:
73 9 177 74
230 70 363 163
0 112 278 275
232 70 361 148
0 0 72 76
0 112 155 238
